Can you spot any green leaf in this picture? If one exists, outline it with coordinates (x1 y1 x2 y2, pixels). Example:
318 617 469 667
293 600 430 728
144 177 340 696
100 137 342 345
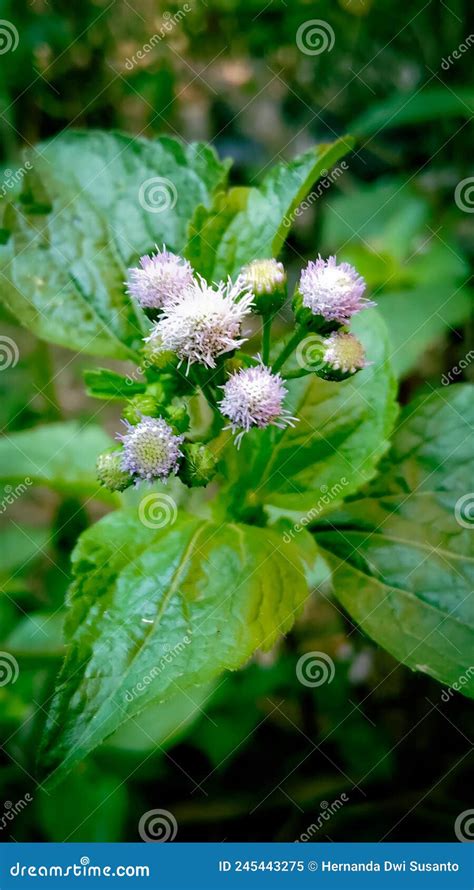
0 421 113 498
83 367 146 400
221 309 397 521
5 612 66 660
378 286 472 377
0 525 49 577
0 131 229 358
186 137 354 279
352 87 474 136
316 385 474 697
40 511 315 783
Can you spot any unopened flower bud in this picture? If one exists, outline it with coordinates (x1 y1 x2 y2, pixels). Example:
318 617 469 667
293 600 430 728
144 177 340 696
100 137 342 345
165 401 190 434
123 394 163 425
141 336 178 372
317 331 368 381
96 449 132 492
179 442 218 488
240 258 287 315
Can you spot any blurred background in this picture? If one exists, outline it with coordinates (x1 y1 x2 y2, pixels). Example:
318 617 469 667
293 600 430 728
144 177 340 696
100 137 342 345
0 0 473 843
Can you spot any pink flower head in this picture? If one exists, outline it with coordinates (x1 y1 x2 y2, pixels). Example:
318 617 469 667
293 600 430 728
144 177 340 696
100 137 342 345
219 362 297 447
299 255 373 324
126 245 194 309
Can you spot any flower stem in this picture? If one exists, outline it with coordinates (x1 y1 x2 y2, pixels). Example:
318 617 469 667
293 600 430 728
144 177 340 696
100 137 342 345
261 315 272 365
283 368 312 380
272 327 304 373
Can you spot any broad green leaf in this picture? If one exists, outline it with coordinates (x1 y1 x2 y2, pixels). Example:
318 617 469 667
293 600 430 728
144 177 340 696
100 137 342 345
0 421 113 498
40 511 316 783
221 310 397 521
316 385 474 697
186 137 354 279
378 286 472 377
352 87 474 136
0 131 229 358
83 367 146 400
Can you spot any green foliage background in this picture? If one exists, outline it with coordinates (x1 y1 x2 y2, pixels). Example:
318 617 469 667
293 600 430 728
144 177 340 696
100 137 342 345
0 0 472 843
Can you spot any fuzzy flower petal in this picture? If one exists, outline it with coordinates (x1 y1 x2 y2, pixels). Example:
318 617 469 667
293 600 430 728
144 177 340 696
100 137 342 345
299 255 374 324
126 245 194 309
148 275 254 371
323 331 368 374
118 415 184 482
219 362 297 447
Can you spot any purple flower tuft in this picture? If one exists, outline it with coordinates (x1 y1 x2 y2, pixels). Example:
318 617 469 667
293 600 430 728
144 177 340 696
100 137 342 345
299 255 374 324
118 415 184 482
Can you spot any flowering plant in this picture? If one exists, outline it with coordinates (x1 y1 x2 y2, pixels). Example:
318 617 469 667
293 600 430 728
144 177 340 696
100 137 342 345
0 131 472 785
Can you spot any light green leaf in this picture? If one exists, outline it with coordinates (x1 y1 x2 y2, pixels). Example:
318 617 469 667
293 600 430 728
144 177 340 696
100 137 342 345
0 421 113 498
38 766 128 842
40 511 315 783
0 131 229 358
221 310 397 521
316 385 474 697
378 286 472 377
186 137 354 279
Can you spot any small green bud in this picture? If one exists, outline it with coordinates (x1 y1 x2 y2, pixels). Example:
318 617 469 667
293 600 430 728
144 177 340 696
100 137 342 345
241 258 287 315
222 354 256 376
123 394 163 425
165 401 190 434
178 443 218 488
292 290 340 333
316 331 368 382
141 337 178 372
96 449 131 492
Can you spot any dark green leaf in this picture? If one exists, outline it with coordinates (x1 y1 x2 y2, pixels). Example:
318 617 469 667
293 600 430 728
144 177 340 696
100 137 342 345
83 367 146 400
352 87 474 136
316 385 474 697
